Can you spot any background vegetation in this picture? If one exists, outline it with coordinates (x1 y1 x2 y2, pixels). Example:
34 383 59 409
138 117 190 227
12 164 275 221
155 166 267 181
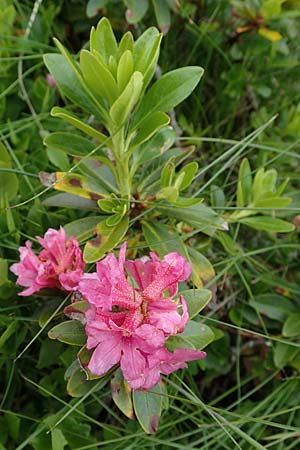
1 0 300 448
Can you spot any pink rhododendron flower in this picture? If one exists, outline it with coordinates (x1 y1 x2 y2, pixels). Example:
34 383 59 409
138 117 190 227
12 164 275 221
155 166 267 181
10 227 84 296
79 243 206 390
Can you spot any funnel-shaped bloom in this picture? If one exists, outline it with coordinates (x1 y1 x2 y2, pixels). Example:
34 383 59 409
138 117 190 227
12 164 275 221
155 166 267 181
10 227 84 296
80 243 206 390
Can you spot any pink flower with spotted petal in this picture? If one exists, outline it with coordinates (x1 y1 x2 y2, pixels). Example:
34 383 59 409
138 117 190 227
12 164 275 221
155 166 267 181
81 243 207 390
84 306 166 389
10 227 84 296
126 250 192 300
79 243 142 311
10 241 44 296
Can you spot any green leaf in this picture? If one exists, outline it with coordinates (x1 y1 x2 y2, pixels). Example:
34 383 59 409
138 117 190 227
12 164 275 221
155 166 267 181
252 168 265 203
47 148 69 171
0 258 8 286
48 320 87 346
42 193 98 210
64 216 101 241
0 162 19 202
216 232 241 256
130 112 170 148
36 300 62 328
67 366 98 397
125 0 149 23
83 215 129 263
0 321 17 349
156 186 179 202
175 161 199 191
188 246 215 288
238 158 252 206
98 198 115 213
261 0 283 19
290 351 300 371
210 185 226 208
106 213 124 227
44 132 95 157
237 181 244 208
170 197 203 207
239 216 295 233
274 342 299 369
158 202 228 235
133 66 204 127
118 31 134 58
79 158 118 194
4 413 20 441
117 50 134 93
51 107 107 142
80 50 118 105
253 197 291 208
0 142 11 163
111 368 134 419
160 156 175 188
43 53 103 118
52 171 108 199
37 340 63 369
179 289 212 319
152 0 171 34
134 126 176 166
51 428 67 450
86 0 109 18
283 313 300 337
64 301 89 322
90 17 118 62
109 71 143 124
249 294 296 322
133 27 162 88
142 221 187 256
166 320 214 351
274 178 289 196
262 169 277 193
77 346 105 380
132 383 163 434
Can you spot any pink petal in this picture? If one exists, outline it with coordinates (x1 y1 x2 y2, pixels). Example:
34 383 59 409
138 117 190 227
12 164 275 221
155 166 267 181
142 252 192 301
37 227 67 266
149 348 206 375
111 283 142 310
80 243 141 310
112 243 143 309
120 338 147 389
177 296 189 333
59 269 83 291
120 309 144 334
38 228 84 283
88 334 122 376
79 273 112 310
85 310 112 349
160 348 206 375
11 227 84 295
10 241 44 296
96 252 120 285
134 324 166 352
147 298 184 335
125 258 156 290
118 242 127 271
138 367 161 391
148 347 206 376
173 348 206 362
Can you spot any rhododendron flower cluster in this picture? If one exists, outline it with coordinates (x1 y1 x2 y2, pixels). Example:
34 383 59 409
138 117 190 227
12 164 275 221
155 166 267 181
10 227 206 390
10 227 85 296
79 243 206 390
